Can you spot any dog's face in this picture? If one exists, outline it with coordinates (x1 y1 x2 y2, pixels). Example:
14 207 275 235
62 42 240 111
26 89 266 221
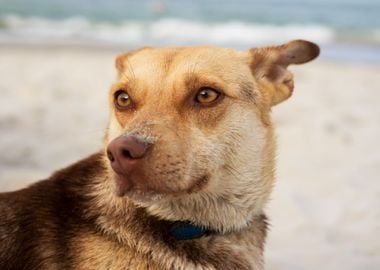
104 40 319 231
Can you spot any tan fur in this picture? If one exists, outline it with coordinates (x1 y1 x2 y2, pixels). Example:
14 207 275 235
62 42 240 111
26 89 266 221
0 40 319 270
99 40 319 268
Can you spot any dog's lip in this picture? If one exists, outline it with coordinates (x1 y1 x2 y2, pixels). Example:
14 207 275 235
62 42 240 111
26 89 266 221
113 173 133 196
184 174 210 194
111 172 170 197
110 164 123 175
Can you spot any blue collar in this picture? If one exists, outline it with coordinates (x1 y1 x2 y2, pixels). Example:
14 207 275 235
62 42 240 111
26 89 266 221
169 221 211 240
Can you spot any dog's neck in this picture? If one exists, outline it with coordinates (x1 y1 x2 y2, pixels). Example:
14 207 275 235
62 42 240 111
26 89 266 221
168 221 212 240
92 184 267 242
90 181 264 242
91 185 267 268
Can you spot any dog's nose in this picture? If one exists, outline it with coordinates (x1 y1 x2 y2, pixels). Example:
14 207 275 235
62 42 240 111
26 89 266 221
106 135 150 173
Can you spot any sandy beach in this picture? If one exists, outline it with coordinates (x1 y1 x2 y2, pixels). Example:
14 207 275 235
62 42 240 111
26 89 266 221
0 44 379 269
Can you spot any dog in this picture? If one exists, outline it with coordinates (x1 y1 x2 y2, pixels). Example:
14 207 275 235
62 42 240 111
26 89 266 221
0 40 319 270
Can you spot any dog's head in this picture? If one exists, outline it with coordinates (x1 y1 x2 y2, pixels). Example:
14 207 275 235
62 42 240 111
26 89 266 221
104 40 319 232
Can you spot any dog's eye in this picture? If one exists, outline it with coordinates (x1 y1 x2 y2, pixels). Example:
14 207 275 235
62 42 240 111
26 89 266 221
195 88 221 104
115 90 131 109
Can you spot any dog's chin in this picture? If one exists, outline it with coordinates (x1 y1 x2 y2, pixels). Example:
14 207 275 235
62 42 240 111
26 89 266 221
124 190 166 204
111 173 176 204
111 173 162 199
111 172 210 204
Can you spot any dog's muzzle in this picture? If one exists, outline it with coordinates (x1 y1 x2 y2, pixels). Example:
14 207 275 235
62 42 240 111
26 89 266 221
106 135 152 195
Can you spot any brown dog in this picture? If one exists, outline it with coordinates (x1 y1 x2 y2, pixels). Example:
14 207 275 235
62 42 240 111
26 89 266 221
0 40 319 270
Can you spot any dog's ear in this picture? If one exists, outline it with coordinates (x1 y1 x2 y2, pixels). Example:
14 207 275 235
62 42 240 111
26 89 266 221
115 53 127 71
115 47 153 74
249 40 319 106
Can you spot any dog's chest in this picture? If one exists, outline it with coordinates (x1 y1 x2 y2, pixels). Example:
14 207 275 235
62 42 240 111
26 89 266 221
67 217 266 270
71 233 161 270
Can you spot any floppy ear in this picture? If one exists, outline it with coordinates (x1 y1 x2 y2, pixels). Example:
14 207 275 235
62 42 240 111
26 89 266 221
249 40 320 106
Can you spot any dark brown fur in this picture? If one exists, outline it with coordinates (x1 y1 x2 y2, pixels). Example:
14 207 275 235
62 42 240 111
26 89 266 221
0 153 100 269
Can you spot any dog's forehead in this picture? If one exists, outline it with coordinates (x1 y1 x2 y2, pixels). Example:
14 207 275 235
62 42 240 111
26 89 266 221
124 46 247 80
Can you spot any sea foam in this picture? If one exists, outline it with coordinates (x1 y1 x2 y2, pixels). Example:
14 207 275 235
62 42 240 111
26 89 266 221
0 14 335 47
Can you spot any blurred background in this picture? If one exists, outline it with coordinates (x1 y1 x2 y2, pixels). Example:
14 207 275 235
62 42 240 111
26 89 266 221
1 0 380 61
0 0 379 269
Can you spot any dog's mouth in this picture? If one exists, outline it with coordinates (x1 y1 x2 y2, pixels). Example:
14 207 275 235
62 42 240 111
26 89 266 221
110 169 209 201
111 172 167 198
106 135 210 200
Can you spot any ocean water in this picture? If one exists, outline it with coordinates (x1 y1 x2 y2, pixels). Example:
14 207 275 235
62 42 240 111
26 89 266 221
0 0 379 61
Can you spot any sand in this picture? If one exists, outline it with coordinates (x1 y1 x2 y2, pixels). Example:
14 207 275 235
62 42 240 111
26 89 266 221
0 44 379 269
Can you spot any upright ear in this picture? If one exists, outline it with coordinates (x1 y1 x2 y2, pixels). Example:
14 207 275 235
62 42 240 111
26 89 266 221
249 40 320 106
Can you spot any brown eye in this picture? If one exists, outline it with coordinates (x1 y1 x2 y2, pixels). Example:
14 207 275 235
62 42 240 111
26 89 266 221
195 88 221 104
115 90 131 109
